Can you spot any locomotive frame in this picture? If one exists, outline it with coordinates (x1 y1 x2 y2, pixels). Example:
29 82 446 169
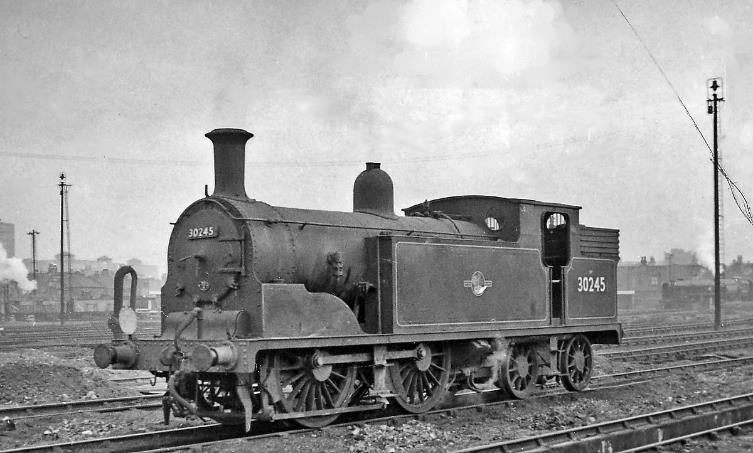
95 128 621 430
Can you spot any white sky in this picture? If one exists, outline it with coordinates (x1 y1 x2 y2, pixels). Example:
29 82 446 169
2 0 753 272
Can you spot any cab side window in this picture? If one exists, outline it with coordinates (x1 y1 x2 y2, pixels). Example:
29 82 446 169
543 212 570 267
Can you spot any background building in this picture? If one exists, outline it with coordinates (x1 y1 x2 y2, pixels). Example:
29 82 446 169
618 250 711 309
8 254 163 321
0 221 14 257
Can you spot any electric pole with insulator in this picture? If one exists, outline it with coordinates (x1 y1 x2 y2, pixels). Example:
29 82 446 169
707 78 725 330
58 173 70 325
27 230 39 282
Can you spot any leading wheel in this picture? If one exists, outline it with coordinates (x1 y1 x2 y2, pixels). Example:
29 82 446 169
559 334 593 391
497 343 538 399
389 342 452 413
263 350 356 428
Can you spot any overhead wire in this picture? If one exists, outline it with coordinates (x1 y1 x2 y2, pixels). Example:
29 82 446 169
0 129 621 168
611 0 753 226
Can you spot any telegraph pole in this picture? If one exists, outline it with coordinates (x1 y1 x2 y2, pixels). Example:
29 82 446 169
58 173 70 325
707 78 725 330
27 230 39 282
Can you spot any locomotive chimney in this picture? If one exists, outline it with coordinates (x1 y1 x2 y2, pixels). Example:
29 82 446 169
353 162 396 218
205 128 254 199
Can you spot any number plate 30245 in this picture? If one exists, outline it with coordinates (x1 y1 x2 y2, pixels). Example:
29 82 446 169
187 226 218 240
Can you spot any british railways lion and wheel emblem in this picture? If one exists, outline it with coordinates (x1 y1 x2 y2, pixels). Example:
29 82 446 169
464 271 493 296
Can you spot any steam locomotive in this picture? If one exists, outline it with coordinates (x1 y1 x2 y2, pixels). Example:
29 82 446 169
95 128 621 429
661 278 753 310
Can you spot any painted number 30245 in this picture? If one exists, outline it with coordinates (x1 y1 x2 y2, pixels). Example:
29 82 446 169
577 276 606 292
187 226 217 239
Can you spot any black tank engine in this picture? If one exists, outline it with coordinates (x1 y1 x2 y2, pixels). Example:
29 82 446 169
95 128 621 429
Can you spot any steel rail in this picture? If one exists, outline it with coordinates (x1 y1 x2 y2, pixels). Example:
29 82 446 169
0 323 160 334
12 355 753 452
84 356 753 453
1 424 246 453
592 356 753 382
0 329 160 339
139 356 753 453
622 317 753 336
0 342 101 350
598 335 753 360
0 395 163 421
0 331 160 350
6 352 749 426
0 332 159 340
616 327 753 347
620 419 753 452
454 393 753 452
12 353 727 426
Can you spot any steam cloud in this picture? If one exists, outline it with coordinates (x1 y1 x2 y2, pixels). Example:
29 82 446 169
0 243 36 292
691 218 715 272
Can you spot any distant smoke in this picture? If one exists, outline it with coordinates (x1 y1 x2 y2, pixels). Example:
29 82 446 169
0 243 36 292
692 219 715 272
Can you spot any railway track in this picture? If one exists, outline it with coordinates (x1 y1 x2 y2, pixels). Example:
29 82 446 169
0 395 163 422
598 335 753 361
456 393 753 452
11 355 753 452
0 325 160 334
622 317 753 337
592 356 753 384
0 330 160 340
2 423 247 453
0 322 160 335
615 327 753 347
0 326 161 350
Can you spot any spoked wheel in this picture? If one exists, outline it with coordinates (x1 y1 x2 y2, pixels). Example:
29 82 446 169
263 349 356 428
559 334 593 391
497 343 538 399
389 342 452 413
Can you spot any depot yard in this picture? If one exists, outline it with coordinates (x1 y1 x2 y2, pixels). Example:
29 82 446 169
0 309 751 452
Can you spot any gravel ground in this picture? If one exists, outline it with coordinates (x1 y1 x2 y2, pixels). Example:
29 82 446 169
234 362 753 453
0 322 752 451
0 347 143 405
663 431 753 452
0 347 174 451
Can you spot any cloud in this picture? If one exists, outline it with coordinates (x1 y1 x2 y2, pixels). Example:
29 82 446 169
298 0 580 162
337 0 575 88
706 15 732 40
739 120 753 146
398 0 574 81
